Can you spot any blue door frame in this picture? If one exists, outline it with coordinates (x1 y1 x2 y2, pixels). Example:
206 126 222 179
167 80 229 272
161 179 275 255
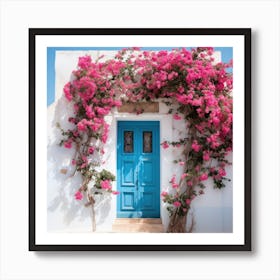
117 121 160 218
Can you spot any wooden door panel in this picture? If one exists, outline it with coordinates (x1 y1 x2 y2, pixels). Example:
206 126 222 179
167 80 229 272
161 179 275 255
117 121 160 218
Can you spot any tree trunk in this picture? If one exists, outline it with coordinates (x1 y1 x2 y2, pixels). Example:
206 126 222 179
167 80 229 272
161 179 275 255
85 190 96 232
89 203 96 232
167 212 187 233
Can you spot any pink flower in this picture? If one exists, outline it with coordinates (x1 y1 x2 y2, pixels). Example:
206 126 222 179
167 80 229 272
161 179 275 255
183 208 188 212
203 151 210 161
159 71 167 81
181 173 188 180
179 161 185 166
191 140 201 152
199 173 208 181
195 165 201 172
173 113 182 120
96 107 109 115
88 146 95 154
74 104 79 113
218 168 226 177
212 117 220 126
68 117 76 124
176 94 189 105
71 159 76 165
207 134 220 149
161 191 168 197
112 191 120 195
216 83 224 91
100 180 112 190
178 86 185 94
101 133 108 144
162 141 169 149
187 181 193 187
226 147 232 152
168 72 178 80
172 183 179 189
86 106 95 119
192 98 202 107
63 82 72 101
221 125 230 135
78 55 92 69
74 191 83 200
80 163 87 169
173 201 181 208
77 119 87 131
82 155 88 163
73 131 79 137
64 140 72 149
186 199 191 205
114 100 122 107
90 123 101 132
170 175 176 184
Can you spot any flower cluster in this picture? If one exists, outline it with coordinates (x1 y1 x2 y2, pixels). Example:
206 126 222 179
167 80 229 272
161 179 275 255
60 55 126 200
60 47 232 219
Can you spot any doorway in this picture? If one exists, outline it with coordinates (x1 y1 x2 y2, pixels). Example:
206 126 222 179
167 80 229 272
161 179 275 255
117 121 160 218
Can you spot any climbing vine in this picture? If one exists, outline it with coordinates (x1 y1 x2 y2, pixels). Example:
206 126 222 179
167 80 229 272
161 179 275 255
60 47 233 232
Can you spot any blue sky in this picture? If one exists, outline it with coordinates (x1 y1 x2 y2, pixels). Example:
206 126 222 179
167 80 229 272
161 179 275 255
47 47 233 106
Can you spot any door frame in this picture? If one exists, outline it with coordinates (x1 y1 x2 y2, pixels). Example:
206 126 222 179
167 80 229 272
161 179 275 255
116 120 160 218
111 113 173 222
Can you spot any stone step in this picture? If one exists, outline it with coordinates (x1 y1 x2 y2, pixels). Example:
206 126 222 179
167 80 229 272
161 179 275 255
113 218 162 224
112 224 164 233
112 218 164 233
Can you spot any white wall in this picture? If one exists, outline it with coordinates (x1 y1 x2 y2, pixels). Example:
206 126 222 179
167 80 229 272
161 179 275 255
47 50 232 233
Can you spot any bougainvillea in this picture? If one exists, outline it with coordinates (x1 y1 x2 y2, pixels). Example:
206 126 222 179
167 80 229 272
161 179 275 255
59 47 233 232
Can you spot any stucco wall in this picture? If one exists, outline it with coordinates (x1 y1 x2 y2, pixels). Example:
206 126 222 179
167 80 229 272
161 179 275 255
47 50 233 233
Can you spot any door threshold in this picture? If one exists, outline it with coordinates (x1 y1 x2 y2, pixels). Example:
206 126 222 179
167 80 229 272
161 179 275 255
112 218 164 233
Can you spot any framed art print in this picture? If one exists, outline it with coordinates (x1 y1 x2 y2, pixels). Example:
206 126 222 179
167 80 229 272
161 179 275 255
29 28 251 251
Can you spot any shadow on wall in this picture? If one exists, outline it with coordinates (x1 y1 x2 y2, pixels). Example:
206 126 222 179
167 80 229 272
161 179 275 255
47 94 112 231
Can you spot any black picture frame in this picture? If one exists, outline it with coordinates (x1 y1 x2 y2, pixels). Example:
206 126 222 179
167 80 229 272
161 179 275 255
29 28 251 251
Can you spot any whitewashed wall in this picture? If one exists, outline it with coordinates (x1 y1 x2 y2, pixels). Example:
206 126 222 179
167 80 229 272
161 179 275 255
47 50 232 233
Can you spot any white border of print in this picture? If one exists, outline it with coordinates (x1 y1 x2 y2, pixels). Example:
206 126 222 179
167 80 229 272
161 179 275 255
36 34 244 246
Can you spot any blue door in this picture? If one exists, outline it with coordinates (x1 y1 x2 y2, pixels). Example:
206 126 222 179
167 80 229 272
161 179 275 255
117 121 160 218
